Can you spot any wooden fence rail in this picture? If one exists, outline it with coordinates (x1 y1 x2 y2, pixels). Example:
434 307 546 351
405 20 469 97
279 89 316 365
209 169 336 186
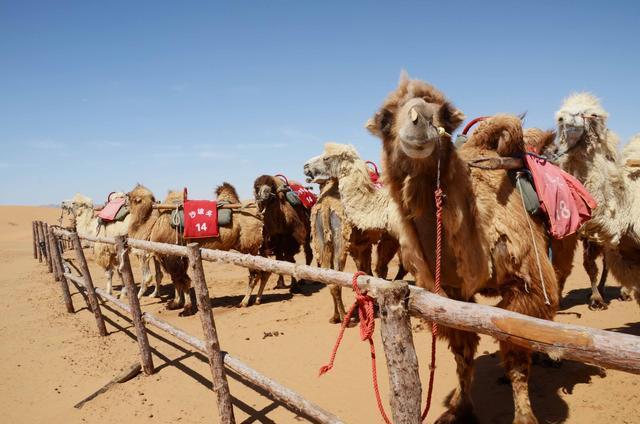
41 223 640 424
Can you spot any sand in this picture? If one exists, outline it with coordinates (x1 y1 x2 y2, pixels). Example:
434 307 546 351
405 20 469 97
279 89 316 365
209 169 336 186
1 206 638 423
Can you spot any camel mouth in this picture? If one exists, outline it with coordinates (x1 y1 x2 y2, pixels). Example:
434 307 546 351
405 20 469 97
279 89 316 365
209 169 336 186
399 134 438 159
556 123 585 148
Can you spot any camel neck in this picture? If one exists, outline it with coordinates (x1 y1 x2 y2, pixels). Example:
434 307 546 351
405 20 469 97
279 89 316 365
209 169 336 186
75 207 98 238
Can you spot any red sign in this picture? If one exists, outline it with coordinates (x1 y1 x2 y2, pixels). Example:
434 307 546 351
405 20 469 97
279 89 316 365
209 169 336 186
183 200 219 239
289 181 317 209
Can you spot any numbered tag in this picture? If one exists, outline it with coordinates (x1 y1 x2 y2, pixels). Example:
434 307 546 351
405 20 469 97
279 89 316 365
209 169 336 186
183 200 218 239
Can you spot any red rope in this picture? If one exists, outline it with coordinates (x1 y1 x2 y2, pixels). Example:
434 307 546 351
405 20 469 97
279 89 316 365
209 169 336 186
462 116 489 135
319 271 392 424
422 187 444 421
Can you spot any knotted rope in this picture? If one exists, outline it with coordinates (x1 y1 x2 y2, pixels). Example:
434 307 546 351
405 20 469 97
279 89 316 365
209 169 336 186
319 271 391 424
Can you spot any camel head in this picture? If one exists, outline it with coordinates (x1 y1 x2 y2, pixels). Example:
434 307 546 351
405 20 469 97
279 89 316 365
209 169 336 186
555 92 608 151
253 175 283 211
366 71 465 161
216 182 240 204
126 184 156 227
304 143 364 183
69 193 94 215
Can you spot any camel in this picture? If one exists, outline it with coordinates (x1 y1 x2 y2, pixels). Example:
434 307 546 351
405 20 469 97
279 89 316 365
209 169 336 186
126 183 270 315
253 175 313 291
555 93 640 306
523 128 612 309
304 146 408 323
367 73 558 424
65 193 130 295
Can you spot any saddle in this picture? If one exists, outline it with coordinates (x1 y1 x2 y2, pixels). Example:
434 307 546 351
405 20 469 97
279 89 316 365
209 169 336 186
275 174 318 209
97 193 129 225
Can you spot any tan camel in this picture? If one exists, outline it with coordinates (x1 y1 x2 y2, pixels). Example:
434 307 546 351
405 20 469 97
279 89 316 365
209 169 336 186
555 93 640 306
127 183 270 315
368 73 558 424
65 193 130 295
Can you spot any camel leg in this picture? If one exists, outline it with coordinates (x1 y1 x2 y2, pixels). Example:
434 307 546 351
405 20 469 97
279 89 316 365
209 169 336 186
304 239 313 266
328 284 346 324
105 268 114 295
583 241 607 310
500 344 537 424
240 271 257 307
550 234 577 299
374 233 399 279
273 252 288 289
393 260 408 280
180 286 197 317
286 253 301 293
434 326 479 424
352 243 373 276
167 285 185 310
254 271 271 305
137 254 153 299
619 285 634 301
150 256 163 298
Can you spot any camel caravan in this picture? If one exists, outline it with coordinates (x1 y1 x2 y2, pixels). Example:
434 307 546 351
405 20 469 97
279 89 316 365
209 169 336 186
59 72 640 424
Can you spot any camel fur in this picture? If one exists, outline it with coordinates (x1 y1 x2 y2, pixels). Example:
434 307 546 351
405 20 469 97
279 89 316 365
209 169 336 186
67 193 130 295
253 175 313 290
127 183 269 315
555 93 640 306
368 73 558 424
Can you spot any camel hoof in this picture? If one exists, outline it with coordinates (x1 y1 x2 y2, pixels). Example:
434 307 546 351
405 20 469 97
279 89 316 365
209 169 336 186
149 289 160 298
329 315 341 324
588 296 608 310
254 298 262 306
239 299 250 308
166 300 183 310
434 405 478 424
619 291 633 302
179 305 197 317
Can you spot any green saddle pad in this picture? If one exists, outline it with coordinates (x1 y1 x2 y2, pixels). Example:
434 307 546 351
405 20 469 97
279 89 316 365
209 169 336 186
169 205 232 231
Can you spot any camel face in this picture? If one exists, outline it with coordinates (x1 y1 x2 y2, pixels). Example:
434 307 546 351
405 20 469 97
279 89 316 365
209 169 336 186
555 92 608 150
253 175 278 211
303 154 331 184
126 185 155 218
397 97 443 159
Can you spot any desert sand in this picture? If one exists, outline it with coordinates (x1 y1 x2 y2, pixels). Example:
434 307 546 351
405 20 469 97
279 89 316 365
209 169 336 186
1 205 638 423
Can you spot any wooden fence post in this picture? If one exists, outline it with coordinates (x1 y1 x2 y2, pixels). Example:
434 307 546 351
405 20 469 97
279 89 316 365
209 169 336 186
187 243 236 424
36 221 46 263
44 223 54 272
377 281 422 424
48 228 61 281
50 229 74 313
115 236 155 375
32 221 38 259
71 232 108 336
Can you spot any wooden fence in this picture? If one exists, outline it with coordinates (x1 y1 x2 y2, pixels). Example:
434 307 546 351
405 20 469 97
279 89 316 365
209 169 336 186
33 221 640 424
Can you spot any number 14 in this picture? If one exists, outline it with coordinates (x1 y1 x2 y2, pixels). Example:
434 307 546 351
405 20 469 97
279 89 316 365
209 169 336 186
196 223 208 232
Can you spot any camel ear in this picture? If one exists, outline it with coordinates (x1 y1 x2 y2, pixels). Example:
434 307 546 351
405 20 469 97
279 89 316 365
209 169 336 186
398 69 410 87
438 102 465 133
367 109 394 138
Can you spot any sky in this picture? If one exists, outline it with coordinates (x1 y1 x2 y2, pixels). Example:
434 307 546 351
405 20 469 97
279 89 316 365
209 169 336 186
1 1 639 205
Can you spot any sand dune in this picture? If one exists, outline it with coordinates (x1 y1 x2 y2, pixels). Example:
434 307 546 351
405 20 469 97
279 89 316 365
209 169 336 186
1 206 638 423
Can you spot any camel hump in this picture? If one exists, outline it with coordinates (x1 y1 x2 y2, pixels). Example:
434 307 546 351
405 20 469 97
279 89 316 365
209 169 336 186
622 133 640 167
216 182 240 203
164 190 184 204
465 114 524 157
524 128 556 155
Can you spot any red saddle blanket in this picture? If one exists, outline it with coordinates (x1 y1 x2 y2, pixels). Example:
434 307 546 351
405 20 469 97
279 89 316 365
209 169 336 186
97 198 126 221
289 181 317 209
183 200 219 239
524 153 597 239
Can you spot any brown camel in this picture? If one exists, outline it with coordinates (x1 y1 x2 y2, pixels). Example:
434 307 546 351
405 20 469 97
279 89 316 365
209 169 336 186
368 73 558 424
127 183 270 315
253 175 313 290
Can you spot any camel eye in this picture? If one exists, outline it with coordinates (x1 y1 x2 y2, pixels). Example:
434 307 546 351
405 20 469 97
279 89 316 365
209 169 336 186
558 117 563 122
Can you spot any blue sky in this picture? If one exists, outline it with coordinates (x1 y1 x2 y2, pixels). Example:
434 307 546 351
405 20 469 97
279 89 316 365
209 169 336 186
1 1 638 205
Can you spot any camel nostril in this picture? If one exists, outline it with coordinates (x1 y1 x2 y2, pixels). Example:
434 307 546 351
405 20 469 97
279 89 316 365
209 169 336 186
410 108 419 124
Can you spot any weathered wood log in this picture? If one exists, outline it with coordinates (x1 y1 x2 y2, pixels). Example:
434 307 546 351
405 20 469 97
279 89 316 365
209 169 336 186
196 247 640 375
467 156 524 170
32 221 38 259
74 362 142 409
377 281 422 424
36 221 46 263
115 236 155 375
187 243 236 424
48 227 61 281
44 223 54 272
409 290 640 374
49 228 74 313
71 232 107 336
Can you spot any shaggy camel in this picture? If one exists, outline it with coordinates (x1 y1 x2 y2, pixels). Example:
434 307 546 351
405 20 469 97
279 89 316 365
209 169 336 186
368 74 558 424
308 177 403 323
127 183 270 315
253 175 313 290
304 145 407 323
555 93 640 306
66 193 130 295
523 128 611 309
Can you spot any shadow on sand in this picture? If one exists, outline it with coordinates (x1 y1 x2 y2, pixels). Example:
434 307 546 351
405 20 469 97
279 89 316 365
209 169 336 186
469 351 607 423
